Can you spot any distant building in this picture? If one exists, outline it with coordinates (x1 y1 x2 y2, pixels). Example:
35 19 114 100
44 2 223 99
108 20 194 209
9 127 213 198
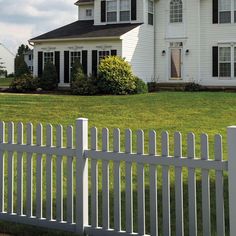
24 50 34 73
0 43 15 75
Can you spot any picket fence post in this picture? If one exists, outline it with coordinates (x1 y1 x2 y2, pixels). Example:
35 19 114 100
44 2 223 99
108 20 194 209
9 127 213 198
227 126 236 236
76 118 89 234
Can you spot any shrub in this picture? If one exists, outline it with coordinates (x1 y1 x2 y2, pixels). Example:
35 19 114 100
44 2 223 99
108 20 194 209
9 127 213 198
147 82 159 92
70 59 98 95
134 77 148 94
185 82 202 92
39 62 58 90
98 56 136 95
10 74 39 92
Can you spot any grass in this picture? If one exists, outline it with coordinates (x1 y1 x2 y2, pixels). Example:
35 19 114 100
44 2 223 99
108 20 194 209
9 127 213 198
0 92 234 235
0 78 13 87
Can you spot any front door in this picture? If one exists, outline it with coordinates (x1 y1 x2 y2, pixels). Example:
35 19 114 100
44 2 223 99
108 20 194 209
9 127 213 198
170 43 182 80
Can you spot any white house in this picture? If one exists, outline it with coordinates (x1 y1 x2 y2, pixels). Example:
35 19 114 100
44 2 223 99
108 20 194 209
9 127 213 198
29 0 236 87
0 43 15 75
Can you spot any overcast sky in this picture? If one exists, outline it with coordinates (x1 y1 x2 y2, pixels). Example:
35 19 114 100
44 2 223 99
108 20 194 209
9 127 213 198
0 0 78 54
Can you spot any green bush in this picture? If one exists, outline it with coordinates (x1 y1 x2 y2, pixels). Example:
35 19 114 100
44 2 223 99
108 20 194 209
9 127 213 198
185 82 202 92
10 74 39 92
134 77 148 94
98 56 136 95
39 62 58 90
70 59 98 95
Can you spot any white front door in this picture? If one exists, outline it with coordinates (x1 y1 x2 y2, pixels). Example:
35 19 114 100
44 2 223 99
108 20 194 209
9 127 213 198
169 43 183 80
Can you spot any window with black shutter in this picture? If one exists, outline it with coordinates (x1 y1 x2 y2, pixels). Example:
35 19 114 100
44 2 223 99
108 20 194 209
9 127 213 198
82 50 88 75
55 51 60 83
212 46 219 77
64 51 70 83
101 1 106 22
92 50 98 77
38 52 43 78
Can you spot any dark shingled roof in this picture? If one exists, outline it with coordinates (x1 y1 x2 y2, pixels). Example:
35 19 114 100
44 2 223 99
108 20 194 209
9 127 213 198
30 20 142 41
75 0 94 4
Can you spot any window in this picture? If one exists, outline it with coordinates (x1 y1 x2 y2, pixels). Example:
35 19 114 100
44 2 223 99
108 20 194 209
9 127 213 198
120 0 130 21
29 55 32 61
170 0 183 23
219 47 231 77
98 51 110 63
70 51 81 69
107 0 117 22
234 0 236 22
44 52 54 65
234 47 236 76
148 0 154 25
219 0 231 23
86 9 92 17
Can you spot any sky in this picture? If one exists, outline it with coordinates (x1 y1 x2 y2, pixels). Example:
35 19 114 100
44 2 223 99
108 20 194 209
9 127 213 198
0 0 78 55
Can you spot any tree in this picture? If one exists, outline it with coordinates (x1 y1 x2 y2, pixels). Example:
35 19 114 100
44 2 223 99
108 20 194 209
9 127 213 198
0 58 6 77
14 44 31 78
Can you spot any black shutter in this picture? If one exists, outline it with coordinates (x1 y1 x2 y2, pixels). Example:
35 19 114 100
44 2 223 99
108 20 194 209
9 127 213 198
131 0 137 21
38 52 43 78
92 50 98 77
55 51 60 83
64 51 70 83
213 0 218 24
82 50 88 75
212 46 219 77
111 50 117 56
101 1 106 22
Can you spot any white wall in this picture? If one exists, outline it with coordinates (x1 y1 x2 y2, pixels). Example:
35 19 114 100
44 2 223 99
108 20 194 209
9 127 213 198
0 44 15 74
200 0 236 86
33 39 122 86
155 0 200 83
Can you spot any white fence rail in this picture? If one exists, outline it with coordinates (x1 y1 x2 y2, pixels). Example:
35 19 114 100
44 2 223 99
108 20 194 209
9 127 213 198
0 118 234 236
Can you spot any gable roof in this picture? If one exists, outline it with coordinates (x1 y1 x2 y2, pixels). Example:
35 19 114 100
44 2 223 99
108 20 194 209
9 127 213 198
30 20 142 42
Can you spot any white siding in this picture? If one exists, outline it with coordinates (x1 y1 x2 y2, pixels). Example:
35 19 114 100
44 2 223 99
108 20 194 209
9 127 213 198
33 39 122 87
155 0 200 83
121 24 154 82
0 44 15 75
200 0 236 86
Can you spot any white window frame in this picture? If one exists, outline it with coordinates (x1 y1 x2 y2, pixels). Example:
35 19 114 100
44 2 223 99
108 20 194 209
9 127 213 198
120 0 131 22
170 0 183 23
148 0 154 25
69 51 82 82
106 0 131 23
217 45 236 79
43 52 54 69
218 0 236 23
98 50 110 65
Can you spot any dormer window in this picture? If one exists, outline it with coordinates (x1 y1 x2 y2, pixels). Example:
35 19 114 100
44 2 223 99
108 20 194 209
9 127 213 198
170 0 183 23
86 9 93 17
107 0 118 22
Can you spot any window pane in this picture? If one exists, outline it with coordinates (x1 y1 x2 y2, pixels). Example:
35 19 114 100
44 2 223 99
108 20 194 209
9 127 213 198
219 0 231 11
170 0 183 23
120 0 129 11
107 12 117 22
148 0 154 13
44 52 54 64
120 11 130 21
148 13 154 25
107 0 117 11
219 47 231 62
219 11 231 23
219 63 231 77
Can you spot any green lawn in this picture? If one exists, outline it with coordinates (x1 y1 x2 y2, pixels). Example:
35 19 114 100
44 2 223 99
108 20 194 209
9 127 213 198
0 78 13 87
0 92 233 235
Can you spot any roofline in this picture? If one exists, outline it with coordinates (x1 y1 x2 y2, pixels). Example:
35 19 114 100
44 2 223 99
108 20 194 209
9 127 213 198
29 36 121 43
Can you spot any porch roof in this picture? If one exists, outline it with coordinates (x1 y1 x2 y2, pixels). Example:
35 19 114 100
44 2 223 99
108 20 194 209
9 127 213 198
30 20 142 42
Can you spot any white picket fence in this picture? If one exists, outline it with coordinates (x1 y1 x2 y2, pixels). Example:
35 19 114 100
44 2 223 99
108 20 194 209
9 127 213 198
0 118 235 236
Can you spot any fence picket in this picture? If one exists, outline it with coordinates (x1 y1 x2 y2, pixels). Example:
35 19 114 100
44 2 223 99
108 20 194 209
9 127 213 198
26 123 33 217
125 129 133 234
174 132 184 236
17 122 24 216
67 126 74 224
214 135 225 236
149 130 158 236
201 134 211 236
102 128 110 230
0 121 5 213
36 124 43 219
162 131 171 236
8 122 14 214
137 130 145 235
113 128 121 232
56 125 63 222
46 124 53 221
187 133 197 236
91 127 98 228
